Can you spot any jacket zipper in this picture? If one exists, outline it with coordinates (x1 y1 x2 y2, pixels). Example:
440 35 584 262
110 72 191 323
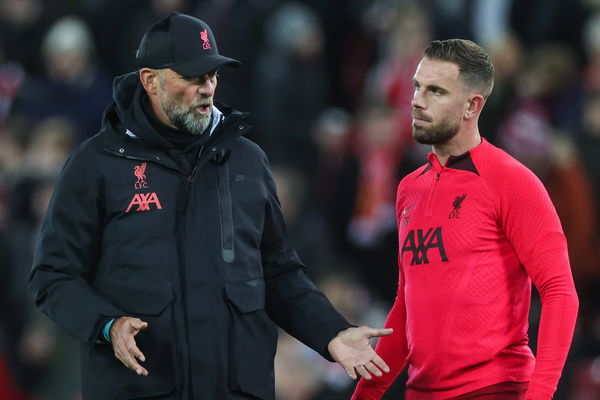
178 149 220 398
216 163 235 263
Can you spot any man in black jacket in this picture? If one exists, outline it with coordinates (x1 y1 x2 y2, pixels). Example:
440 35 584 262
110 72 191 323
29 12 392 400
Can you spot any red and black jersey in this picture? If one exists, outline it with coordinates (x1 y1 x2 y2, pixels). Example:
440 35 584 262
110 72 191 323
353 138 578 400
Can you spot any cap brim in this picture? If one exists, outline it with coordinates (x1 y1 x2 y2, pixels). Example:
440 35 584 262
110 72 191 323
170 54 241 77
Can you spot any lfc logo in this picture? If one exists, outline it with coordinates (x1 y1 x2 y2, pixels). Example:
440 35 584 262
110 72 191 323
449 194 467 219
125 192 163 213
134 162 148 189
200 29 212 50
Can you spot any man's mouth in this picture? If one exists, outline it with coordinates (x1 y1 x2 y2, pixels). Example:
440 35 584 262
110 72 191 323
412 113 431 123
194 103 212 115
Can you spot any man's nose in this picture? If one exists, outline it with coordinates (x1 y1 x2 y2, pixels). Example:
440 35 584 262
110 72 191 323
411 91 425 109
196 76 216 96
197 81 215 96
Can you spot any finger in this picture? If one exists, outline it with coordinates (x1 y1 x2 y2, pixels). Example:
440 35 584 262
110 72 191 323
356 364 372 380
371 328 394 337
114 344 146 375
126 339 147 374
371 353 391 373
367 327 393 338
123 348 148 376
363 361 383 377
131 342 146 363
129 357 148 376
345 366 357 380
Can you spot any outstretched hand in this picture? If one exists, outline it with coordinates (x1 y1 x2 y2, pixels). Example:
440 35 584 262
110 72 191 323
110 317 149 376
328 326 393 380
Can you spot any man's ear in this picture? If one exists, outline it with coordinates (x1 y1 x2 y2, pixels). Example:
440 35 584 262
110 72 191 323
465 94 485 120
139 68 159 95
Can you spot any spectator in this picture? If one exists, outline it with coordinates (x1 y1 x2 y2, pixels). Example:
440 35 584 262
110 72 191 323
14 15 112 141
253 2 330 177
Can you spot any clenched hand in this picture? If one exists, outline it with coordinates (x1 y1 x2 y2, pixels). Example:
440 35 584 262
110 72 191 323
328 326 393 380
110 317 149 376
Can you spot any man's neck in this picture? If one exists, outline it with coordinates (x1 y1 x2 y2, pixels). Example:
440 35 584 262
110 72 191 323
432 129 482 166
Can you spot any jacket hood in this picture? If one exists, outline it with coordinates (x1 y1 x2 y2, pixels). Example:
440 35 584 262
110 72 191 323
102 72 171 149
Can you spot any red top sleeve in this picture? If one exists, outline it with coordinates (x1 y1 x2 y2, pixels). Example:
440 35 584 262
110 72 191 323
488 157 579 399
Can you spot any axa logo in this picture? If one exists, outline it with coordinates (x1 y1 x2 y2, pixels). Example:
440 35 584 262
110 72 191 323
401 227 448 265
200 29 212 50
134 162 149 189
125 192 163 213
449 194 466 219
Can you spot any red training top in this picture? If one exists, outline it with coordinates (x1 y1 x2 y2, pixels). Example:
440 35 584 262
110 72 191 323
353 139 578 400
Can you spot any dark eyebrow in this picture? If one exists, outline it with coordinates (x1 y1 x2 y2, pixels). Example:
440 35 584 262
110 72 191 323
427 85 448 94
413 78 449 94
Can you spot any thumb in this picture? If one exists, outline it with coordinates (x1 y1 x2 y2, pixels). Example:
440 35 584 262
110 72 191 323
130 319 148 331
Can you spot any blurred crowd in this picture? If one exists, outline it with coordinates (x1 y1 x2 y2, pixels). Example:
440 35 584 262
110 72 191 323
0 0 599 399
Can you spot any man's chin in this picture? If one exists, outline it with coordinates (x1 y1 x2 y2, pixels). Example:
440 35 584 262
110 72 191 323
412 129 436 145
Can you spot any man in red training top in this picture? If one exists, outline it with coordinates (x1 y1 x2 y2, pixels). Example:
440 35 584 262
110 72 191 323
352 39 579 400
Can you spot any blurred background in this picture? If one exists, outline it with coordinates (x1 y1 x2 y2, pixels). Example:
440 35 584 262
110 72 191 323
0 0 599 399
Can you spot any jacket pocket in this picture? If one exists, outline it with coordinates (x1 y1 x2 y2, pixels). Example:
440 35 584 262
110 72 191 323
224 278 277 400
86 284 177 399
217 164 235 263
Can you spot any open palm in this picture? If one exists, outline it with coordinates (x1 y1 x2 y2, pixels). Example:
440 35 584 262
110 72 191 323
327 326 393 380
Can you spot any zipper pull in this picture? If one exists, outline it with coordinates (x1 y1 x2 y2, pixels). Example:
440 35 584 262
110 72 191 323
211 148 232 164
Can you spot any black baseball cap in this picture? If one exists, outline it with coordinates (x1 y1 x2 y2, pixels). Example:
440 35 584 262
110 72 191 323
136 12 241 76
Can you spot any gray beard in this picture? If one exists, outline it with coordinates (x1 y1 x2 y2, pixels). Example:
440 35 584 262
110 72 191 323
158 89 213 135
169 108 212 135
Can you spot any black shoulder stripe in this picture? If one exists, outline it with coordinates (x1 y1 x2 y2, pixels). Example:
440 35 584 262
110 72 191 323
418 163 433 177
447 152 479 175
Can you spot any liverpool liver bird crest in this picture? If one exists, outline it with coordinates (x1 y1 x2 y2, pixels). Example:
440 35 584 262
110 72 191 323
200 29 212 50
449 194 467 219
134 162 147 185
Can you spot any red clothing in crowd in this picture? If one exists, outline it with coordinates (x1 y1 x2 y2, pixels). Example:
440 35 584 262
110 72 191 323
353 138 578 399
0 356 28 400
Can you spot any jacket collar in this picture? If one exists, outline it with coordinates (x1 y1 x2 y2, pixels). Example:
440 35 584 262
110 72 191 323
102 105 251 173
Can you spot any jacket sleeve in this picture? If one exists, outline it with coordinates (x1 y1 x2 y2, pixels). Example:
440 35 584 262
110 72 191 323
259 161 351 360
497 164 579 400
28 145 124 346
352 259 408 399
